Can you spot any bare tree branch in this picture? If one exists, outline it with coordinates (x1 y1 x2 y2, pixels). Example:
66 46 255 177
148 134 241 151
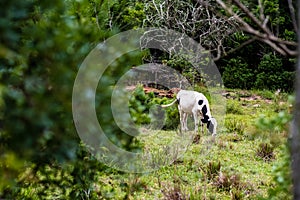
224 37 257 56
262 16 269 28
94 5 101 31
288 0 298 33
216 0 297 57
144 0 239 60
232 0 271 35
143 0 297 60
258 0 265 22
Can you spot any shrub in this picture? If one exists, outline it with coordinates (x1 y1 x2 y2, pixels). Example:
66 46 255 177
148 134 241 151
226 100 243 115
222 54 295 92
253 101 292 199
162 184 189 200
265 144 292 200
129 85 152 125
162 102 180 130
213 171 251 199
254 53 294 92
255 90 275 100
222 57 254 90
205 161 221 180
213 171 250 199
7 144 111 199
214 172 240 191
255 110 292 147
256 142 275 162
128 86 180 130
225 117 245 135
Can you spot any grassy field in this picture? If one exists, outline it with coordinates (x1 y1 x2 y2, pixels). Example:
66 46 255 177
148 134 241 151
8 89 292 199
91 89 292 199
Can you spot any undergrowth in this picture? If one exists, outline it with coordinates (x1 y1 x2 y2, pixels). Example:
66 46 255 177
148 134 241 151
2 89 293 199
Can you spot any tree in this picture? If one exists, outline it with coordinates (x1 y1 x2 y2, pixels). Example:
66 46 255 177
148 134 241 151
143 0 239 61
0 0 142 195
143 0 297 61
291 0 300 197
215 0 297 57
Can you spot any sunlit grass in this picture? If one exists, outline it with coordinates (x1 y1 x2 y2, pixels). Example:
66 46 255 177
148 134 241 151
93 90 291 199
9 90 291 199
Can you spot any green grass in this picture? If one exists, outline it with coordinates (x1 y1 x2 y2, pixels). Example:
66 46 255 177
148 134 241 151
7 90 292 199
115 132 275 199
99 90 291 200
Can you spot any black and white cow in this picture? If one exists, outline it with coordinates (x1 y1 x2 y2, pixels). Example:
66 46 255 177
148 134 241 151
161 89 217 135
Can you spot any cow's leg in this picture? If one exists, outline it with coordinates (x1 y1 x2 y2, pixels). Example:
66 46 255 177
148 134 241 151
202 124 204 134
183 112 188 131
178 106 185 132
201 117 204 134
192 111 199 133
198 111 204 134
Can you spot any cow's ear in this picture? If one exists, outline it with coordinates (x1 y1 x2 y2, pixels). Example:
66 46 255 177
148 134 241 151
207 121 214 133
207 118 217 134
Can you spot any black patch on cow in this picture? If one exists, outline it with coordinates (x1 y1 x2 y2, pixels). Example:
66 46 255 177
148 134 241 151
200 105 209 123
207 121 214 134
201 115 209 123
201 105 207 115
198 100 203 105
177 98 180 105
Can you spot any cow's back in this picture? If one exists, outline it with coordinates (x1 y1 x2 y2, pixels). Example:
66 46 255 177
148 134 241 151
176 90 198 113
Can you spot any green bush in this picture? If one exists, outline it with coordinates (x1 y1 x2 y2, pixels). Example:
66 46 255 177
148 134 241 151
129 85 152 125
256 142 275 162
226 100 243 115
205 161 221 180
4 143 112 199
213 170 248 198
222 57 254 90
251 112 290 151
128 85 180 130
222 54 294 92
254 53 294 92
0 0 146 196
254 106 292 199
265 144 292 200
225 118 245 136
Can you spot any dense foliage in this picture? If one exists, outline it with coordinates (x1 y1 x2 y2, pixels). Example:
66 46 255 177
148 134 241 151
222 54 295 91
142 0 296 92
0 0 142 197
128 85 180 130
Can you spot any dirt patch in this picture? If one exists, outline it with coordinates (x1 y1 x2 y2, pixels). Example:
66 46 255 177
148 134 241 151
222 91 275 105
126 85 179 98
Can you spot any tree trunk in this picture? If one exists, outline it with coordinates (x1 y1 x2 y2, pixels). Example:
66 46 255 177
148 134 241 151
292 1 300 198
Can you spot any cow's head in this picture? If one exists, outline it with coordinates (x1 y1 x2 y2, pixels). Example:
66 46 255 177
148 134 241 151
207 117 217 135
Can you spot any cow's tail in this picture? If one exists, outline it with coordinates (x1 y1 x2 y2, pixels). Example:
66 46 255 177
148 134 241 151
161 99 177 108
